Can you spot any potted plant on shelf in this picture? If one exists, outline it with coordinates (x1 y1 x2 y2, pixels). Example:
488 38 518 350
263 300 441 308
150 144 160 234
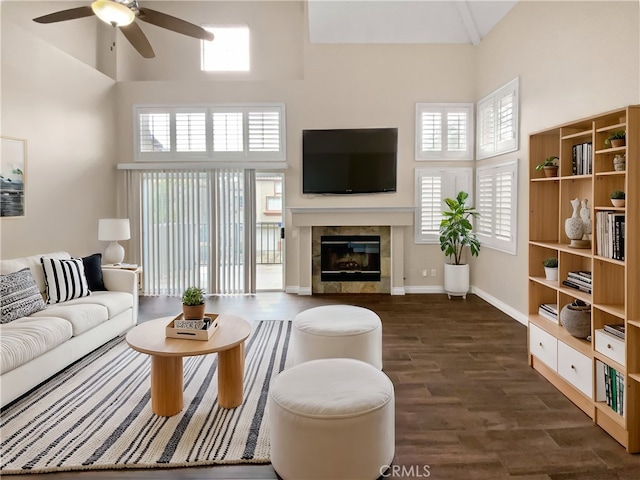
610 190 626 207
182 286 205 320
439 191 480 299
535 156 559 177
542 257 558 281
605 131 626 148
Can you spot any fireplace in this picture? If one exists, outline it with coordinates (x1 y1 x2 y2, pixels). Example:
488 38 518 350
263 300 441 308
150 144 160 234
320 235 381 282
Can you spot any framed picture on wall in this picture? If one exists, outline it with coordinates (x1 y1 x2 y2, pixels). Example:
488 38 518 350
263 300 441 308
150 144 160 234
1 136 26 218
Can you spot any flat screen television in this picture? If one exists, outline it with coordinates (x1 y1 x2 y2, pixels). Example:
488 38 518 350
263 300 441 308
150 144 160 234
302 128 398 194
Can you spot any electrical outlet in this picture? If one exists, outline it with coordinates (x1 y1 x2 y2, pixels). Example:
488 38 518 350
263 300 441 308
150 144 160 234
431 269 437 277
422 269 428 277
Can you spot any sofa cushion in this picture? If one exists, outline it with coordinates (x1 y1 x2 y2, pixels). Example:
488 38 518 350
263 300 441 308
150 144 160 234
0 252 70 295
63 291 133 318
82 253 107 291
31 303 108 336
0 316 73 375
0 268 46 324
41 257 90 304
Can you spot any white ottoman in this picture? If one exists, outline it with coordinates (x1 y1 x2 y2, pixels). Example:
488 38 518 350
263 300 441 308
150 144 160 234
268 358 395 480
293 305 383 369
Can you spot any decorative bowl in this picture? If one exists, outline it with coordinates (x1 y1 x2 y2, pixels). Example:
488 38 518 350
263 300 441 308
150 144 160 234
560 304 591 338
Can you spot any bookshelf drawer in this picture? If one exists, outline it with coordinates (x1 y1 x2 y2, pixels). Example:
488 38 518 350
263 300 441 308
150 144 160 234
558 341 593 398
529 323 558 371
595 329 625 366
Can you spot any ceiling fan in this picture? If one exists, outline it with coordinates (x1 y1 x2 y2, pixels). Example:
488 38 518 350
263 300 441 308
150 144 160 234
33 0 214 59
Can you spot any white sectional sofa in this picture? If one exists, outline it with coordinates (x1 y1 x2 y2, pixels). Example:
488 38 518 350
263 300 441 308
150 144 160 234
0 252 138 407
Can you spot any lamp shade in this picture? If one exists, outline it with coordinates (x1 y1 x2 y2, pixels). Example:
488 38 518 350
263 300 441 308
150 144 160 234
91 0 135 27
98 218 130 241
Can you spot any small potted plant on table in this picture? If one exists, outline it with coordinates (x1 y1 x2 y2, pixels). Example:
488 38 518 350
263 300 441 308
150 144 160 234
610 190 626 207
542 257 558 281
535 156 559 178
182 286 206 320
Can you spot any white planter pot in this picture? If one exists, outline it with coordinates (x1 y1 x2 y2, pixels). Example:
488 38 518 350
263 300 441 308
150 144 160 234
444 263 469 299
544 267 558 281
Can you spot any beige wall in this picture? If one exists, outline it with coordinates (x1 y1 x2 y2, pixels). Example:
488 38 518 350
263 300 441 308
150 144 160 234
472 0 639 317
1 7 118 259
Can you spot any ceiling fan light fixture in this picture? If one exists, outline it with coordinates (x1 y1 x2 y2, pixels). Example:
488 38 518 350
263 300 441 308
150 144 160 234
91 0 135 27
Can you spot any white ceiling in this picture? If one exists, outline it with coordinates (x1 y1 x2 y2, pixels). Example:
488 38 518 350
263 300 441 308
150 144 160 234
307 0 518 45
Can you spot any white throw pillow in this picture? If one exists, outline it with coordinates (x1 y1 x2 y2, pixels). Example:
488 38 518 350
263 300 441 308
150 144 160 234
41 257 90 304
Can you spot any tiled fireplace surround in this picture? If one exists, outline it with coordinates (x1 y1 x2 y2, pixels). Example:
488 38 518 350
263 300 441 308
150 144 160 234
290 207 414 295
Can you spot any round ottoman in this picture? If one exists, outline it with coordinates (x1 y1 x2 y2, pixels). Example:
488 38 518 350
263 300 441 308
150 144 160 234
293 305 383 369
268 358 395 480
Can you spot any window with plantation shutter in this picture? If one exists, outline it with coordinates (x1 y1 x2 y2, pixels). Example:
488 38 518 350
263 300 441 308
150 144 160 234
176 111 206 152
476 78 519 160
415 167 472 244
139 111 170 153
248 111 280 152
212 112 243 152
476 160 518 254
416 103 473 160
134 104 285 163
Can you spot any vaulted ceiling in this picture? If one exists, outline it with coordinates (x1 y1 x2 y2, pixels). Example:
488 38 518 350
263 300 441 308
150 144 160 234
307 0 518 45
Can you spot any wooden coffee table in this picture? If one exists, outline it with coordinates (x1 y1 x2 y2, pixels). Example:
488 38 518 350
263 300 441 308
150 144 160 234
126 314 251 416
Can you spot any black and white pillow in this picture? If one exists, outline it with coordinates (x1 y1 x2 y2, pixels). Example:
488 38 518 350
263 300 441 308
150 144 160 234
0 267 46 324
41 257 91 304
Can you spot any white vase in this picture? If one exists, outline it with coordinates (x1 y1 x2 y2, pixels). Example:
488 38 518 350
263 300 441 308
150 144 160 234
444 263 469 299
565 197 588 248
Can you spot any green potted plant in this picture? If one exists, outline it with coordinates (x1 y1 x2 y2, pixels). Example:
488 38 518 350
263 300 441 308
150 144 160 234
610 190 625 207
182 286 205 320
535 156 559 178
605 131 625 148
439 191 481 299
542 257 558 281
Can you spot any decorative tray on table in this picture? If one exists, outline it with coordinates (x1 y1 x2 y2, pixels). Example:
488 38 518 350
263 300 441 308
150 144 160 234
166 313 219 341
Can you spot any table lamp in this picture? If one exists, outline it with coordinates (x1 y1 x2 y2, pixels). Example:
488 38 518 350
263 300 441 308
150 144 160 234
98 218 130 264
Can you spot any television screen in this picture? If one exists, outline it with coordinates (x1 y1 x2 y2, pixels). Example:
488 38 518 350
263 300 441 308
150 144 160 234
302 128 398 194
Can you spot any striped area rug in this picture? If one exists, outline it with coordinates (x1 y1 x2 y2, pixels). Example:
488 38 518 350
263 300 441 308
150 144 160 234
1 320 292 474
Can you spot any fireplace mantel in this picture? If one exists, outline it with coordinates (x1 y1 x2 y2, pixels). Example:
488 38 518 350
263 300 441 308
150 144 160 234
289 207 414 295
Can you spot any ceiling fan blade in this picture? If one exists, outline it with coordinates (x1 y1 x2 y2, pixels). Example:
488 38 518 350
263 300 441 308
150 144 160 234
33 6 94 24
138 8 214 41
119 22 155 58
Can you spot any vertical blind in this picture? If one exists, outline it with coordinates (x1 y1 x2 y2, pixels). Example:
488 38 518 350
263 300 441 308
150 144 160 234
138 168 255 296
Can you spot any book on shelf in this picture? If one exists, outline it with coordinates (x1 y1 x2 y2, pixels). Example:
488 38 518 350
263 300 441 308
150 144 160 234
564 276 592 290
567 271 591 284
571 142 592 176
538 307 557 322
601 362 625 416
562 279 592 294
603 324 625 339
539 303 558 315
596 211 625 260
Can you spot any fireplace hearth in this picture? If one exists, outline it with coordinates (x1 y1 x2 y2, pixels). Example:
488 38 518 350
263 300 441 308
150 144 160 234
320 235 381 282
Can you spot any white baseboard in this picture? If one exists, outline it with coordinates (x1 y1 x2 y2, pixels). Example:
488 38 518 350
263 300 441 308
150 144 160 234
297 287 312 296
390 287 406 295
404 285 446 294
284 286 299 294
471 286 528 326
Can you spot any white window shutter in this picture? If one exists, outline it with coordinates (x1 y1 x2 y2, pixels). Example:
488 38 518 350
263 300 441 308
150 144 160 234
475 160 518 254
212 112 244 152
416 103 473 161
476 78 519 160
176 112 206 152
415 167 472 244
139 111 171 153
248 110 280 152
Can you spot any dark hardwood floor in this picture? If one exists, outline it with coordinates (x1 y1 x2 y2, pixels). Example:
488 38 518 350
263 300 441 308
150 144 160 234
9 293 640 479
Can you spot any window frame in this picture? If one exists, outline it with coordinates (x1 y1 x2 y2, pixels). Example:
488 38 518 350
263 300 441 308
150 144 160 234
415 167 473 244
415 103 474 161
475 159 518 254
134 103 286 163
476 77 519 160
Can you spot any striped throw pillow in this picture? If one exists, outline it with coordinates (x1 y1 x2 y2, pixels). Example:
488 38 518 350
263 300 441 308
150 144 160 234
41 257 90 304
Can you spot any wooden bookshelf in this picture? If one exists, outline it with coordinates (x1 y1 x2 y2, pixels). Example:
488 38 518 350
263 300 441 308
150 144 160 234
528 105 640 453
